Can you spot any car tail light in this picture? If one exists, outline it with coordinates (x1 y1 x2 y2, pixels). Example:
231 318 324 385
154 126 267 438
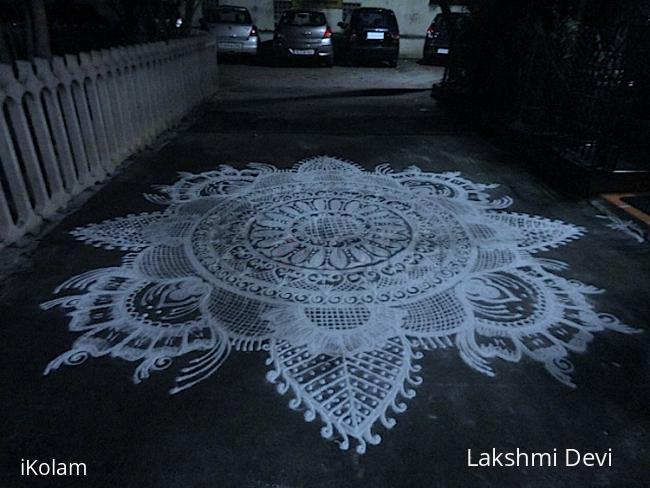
426 25 436 38
350 32 357 42
390 31 400 40
323 26 332 39
250 25 258 37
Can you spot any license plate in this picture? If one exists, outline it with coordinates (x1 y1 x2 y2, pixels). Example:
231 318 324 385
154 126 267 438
437 48 450 54
292 49 315 55
219 42 240 50
367 32 384 40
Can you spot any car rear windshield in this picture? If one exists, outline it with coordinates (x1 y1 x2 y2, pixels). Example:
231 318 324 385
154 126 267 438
280 11 326 27
351 10 397 30
206 8 251 24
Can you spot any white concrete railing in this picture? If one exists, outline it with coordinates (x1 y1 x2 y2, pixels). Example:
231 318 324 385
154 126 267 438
0 35 217 248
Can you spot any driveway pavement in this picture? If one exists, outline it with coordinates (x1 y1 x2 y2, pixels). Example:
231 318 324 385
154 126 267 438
0 60 648 488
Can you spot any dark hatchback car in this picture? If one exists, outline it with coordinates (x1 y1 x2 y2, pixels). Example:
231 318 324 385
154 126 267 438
422 12 469 64
338 8 400 67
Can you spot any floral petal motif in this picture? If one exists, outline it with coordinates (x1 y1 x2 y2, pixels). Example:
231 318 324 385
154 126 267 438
156 168 259 202
296 155 363 174
41 267 223 391
486 212 585 252
71 212 165 251
266 336 422 454
456 267 640 385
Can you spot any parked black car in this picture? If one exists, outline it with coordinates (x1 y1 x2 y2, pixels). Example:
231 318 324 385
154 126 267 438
422 12 468 65
338 8 399 67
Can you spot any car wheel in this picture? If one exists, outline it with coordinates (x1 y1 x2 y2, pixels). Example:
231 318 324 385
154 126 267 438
389 58 398 68
323 56 334 68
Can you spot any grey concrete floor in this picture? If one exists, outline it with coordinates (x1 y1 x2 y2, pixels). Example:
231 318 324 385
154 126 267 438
0 60 649 488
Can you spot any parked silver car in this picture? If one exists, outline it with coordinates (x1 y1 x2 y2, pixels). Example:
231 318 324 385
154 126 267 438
205 5 259 57
273 10 334 66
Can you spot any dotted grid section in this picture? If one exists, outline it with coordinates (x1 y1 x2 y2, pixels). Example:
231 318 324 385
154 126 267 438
304 307 372 331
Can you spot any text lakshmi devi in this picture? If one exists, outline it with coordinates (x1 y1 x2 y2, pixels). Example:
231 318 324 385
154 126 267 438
467 448 613 468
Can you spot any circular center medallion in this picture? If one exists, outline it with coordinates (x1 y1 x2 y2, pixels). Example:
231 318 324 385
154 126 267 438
189 187 474 305
295 213 366 246
248 197 412 271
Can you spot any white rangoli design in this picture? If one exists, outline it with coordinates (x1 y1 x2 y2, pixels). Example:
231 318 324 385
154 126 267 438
42 156 639 453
